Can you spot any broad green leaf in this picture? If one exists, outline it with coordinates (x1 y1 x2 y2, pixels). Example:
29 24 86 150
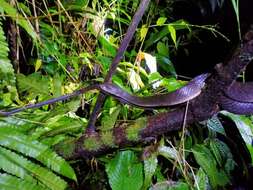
221 111 253 144
158 145 177 160
210 139 223 167
192 144 229 189
106 150 143 190
0 147 67 190
194 168 209 190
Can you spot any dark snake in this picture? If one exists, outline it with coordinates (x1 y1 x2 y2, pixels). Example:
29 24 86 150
0 73 253 116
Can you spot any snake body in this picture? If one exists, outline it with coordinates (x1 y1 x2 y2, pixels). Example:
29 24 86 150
2 72 253 116
225 81 253 102
220 96 253 114
99 74 209 108
220 81 253 114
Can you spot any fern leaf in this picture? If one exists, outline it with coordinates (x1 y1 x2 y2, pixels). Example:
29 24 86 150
16 73 50 99
0 146 67 190
0 174 47 190
0 19 17 107
0 127 77 181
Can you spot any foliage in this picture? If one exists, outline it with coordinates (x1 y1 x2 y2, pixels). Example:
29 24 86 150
105 150 143 190
0 18 17 107
0 0 251 189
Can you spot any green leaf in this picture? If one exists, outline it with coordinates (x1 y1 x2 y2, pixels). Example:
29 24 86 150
207 116 225 135
52 74 62 97
148 72 163 85
143 154 158 189
16 73 50 99
247 145 253 163
0 127 77 181
0 19 17 107
40 116 84 137
150 181 190 190
156 55 176 76
0 147 67 190
101 105 121 131
0 0 38 41
221 111 253 144
35 59 42 72
210 139 223 167
168 25 177 47
106 150 143 190
192 144 229 189
158 145 177 160
194 168 209 190
157 42 169 56
161 77 184 92
98 36 117 57
140 25 148 41
144 26 170 49
0 174 46 190
156 17 167 26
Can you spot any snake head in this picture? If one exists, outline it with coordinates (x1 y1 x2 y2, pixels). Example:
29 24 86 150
192 73 209 88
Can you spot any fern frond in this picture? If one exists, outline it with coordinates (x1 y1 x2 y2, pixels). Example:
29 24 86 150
0 146 67 190
0 127 77 181
0 19 17 107
0 174 46 190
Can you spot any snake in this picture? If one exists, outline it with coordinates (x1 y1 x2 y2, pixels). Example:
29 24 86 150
1 73 253 116
221 81 253 114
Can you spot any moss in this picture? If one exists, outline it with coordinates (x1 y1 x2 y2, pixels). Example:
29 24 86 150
101 131 116 147
53 138 77 159
126 117 147 141
83 136 102 151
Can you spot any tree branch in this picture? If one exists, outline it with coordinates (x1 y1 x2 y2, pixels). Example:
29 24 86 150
66 34 253 158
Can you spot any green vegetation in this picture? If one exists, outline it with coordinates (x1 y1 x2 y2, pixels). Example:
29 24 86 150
0 0 252 189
